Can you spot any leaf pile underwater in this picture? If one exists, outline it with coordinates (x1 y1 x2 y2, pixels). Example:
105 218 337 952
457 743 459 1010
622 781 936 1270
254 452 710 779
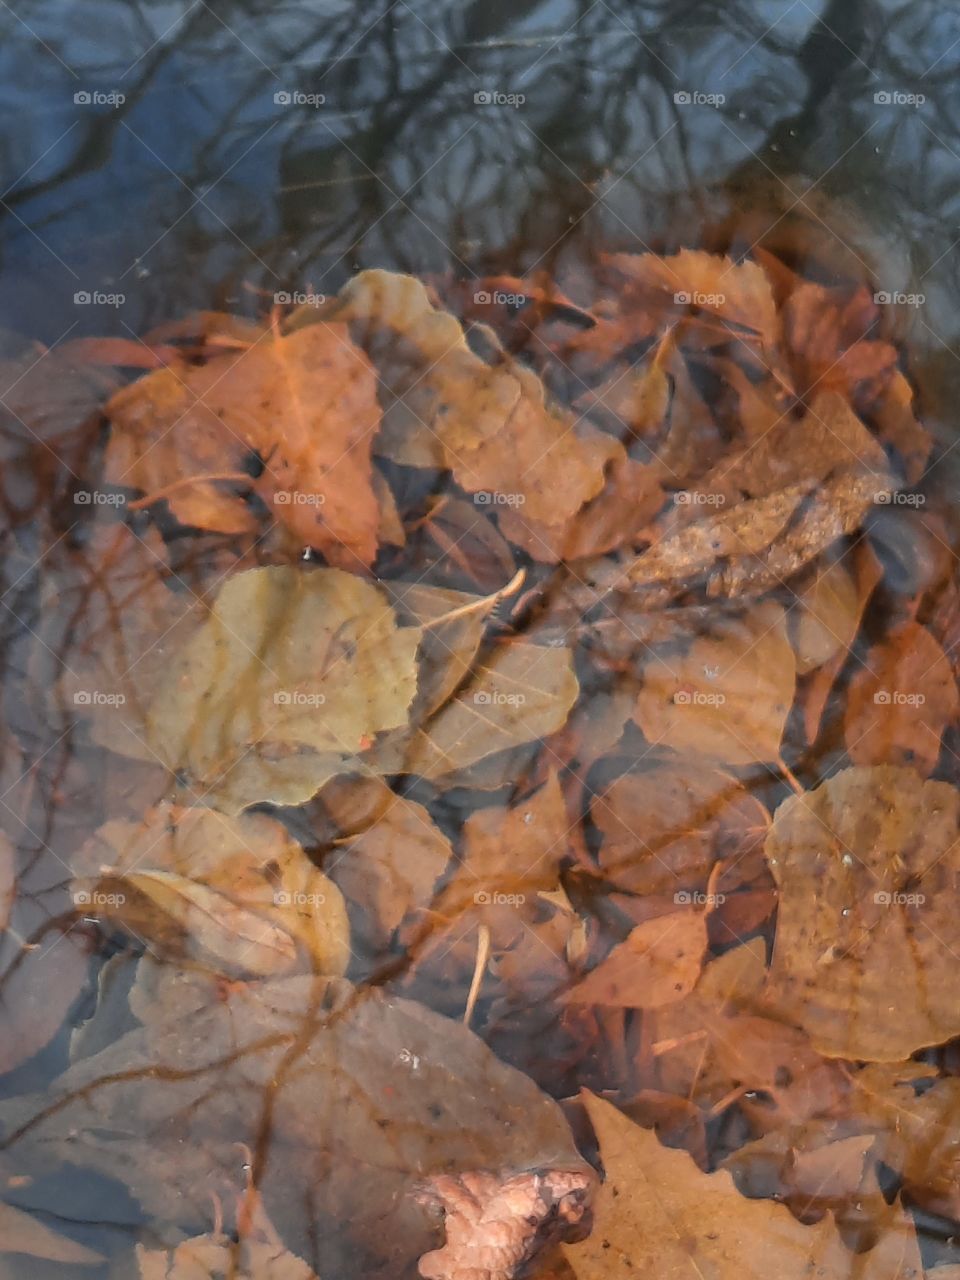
1 245 960 1278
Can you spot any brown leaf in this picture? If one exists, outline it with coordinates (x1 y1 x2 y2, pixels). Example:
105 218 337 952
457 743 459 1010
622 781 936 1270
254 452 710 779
633 601 796 766
763 765 960 1060
592 763 768 897
330 789 452 952
416 1170 592 1280
563 1093 920 1280
564 910 706 1008
789 559 861 675
107 323 383 565
0 834 13 932
844 621 958 775
73 804 349 977
316 271 606 526
1 974 593 1280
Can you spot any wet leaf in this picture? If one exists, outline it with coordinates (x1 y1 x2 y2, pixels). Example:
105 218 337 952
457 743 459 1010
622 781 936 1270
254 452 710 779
563 910 707 1008
329 788 452 952
844 621 958 775
376 642 579 781
107 323 383 565
563 1092 921 1279
592 763 767 897
0 835 13 931
73 804 349 978
790 559 861 675
147 566 421 813
633 601 796 765
315 270 607 529
763 765 960 1060
0 932 89 1077
0 974 593 1280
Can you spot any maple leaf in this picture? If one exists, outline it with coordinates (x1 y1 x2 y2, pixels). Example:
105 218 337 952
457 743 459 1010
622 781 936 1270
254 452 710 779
563 1093 922 1279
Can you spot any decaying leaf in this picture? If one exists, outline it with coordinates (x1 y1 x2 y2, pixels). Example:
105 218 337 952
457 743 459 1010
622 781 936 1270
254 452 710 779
0 835 13 931
376 641 579 781
147 566 421 812
72 804 349 977
843 621 958 774
763 766 960 1060
329 788 452 952
313 270 607 532
107 323 383 566
633 601 796 765
564 910 706 1008
789 559 861 675
416 1169 592 1280
592 763 767 897
563 1093 921 1279
0 974 594 1280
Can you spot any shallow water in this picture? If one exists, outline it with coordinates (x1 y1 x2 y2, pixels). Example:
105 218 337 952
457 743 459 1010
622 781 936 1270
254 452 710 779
2 2 960 1277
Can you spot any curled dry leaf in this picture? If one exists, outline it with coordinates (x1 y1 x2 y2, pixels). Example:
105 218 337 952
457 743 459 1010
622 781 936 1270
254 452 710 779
843 621 958 775
592 763 767 897
633 601 796 766
72 804 349 978
106 322 383 566
416 1169 592 1280
563 1093 921 1280
0 974 593 1280
147 566 422 813
763 765 960 1060
563 909 707 1009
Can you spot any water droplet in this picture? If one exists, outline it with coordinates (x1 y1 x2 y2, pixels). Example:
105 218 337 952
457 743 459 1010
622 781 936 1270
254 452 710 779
842 853 855 867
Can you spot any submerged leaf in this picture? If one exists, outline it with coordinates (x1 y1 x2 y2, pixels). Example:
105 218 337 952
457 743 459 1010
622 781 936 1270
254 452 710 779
763 766 960 1060
0 975 592 1280
563 1093 920 1279
148 566 421 812
0 1202 104 1265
